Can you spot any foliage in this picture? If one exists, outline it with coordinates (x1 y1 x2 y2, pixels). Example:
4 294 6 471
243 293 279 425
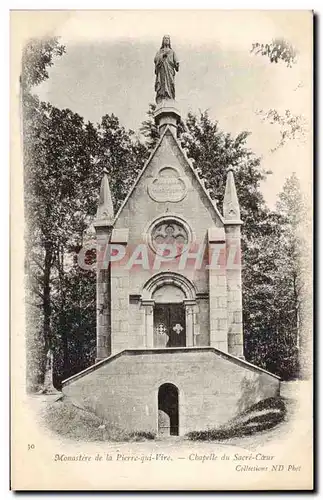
256 109 307 152
96 114 149 212
276 173 307 376
25 102 148 387
21 37 66 91
24 99 101 388
247 39 306 377
22 37 67 390
23 39 148 389
251 38 307 153
244 174 305 379
251 39 297 67
180 111 270 242
243 232 299 378
140 103 159 148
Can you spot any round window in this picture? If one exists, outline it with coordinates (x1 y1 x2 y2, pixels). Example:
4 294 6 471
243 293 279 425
148 217 192 257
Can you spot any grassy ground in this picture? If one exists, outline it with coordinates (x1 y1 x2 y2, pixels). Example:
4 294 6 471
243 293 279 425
41 397 155 442
38 389 296 445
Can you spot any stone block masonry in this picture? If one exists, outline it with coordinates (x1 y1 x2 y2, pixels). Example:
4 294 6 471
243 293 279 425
94 227 113 361
225 226 243 358
62 348 280 436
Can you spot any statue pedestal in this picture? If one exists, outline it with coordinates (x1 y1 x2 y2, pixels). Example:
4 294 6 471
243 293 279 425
154 99 181 136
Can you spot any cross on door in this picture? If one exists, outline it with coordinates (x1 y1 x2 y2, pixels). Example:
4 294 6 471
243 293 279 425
156 323 167 335
173 323 183 335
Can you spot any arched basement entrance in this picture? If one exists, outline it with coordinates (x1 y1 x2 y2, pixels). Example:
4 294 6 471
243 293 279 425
141 272 197 349
158 383 179 436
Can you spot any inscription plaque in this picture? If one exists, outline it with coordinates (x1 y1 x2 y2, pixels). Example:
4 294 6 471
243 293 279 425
148 166 187 202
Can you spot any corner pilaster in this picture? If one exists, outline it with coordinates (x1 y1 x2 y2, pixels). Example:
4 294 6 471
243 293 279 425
208 227 228 352
223 168 244 358
94 168 114 363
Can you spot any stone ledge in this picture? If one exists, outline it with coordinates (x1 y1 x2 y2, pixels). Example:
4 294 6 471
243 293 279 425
62 346 281 387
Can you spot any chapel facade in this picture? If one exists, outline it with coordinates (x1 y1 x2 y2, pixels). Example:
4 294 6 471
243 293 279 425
95 101 244 361
62 47 280 436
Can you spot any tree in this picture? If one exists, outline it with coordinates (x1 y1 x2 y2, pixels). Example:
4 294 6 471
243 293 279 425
251 38 297 67
22 37 66 391
275 173 309 378
24 100 101 389
22 36 151 389
21 37 66 92
256 109 307 153
96 114 149 212
25 101 150 388
50 113 148 385
243 214 299 378
251 38 307 152
140 103 159 149
180 111 270 241
243 173 310 379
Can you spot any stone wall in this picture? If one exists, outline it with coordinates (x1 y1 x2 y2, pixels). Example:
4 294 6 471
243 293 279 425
95 127 245 358
110 129 225 350
63 348 280 436
110 264 131 354
195 298 209 346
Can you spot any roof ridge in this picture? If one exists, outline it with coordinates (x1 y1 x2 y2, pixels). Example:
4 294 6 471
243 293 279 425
165 126 224 224
112 126 169 223
113 125 224 225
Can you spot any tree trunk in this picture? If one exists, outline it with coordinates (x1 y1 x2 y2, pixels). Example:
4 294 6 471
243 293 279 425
37 241 60 393
43 241 53 351
57 245 69 381
38 348 60 394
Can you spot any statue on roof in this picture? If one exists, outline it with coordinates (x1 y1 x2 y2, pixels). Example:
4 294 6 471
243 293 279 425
154 35 179 104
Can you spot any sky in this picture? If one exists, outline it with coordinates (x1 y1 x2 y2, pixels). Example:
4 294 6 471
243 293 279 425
34 10 313 209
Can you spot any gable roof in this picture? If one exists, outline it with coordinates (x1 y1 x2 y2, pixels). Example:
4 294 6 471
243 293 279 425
113 125 225 225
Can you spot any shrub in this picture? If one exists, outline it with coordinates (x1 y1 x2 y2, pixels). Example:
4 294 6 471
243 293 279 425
186 397 287 441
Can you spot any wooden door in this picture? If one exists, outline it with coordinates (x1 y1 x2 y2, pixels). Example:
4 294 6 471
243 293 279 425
154 304 186 348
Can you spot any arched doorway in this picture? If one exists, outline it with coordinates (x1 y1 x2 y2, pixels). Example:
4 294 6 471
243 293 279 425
142 272 197 349
158 383 179 436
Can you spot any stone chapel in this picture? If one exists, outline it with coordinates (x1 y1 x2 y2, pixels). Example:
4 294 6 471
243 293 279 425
62 40 280 436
